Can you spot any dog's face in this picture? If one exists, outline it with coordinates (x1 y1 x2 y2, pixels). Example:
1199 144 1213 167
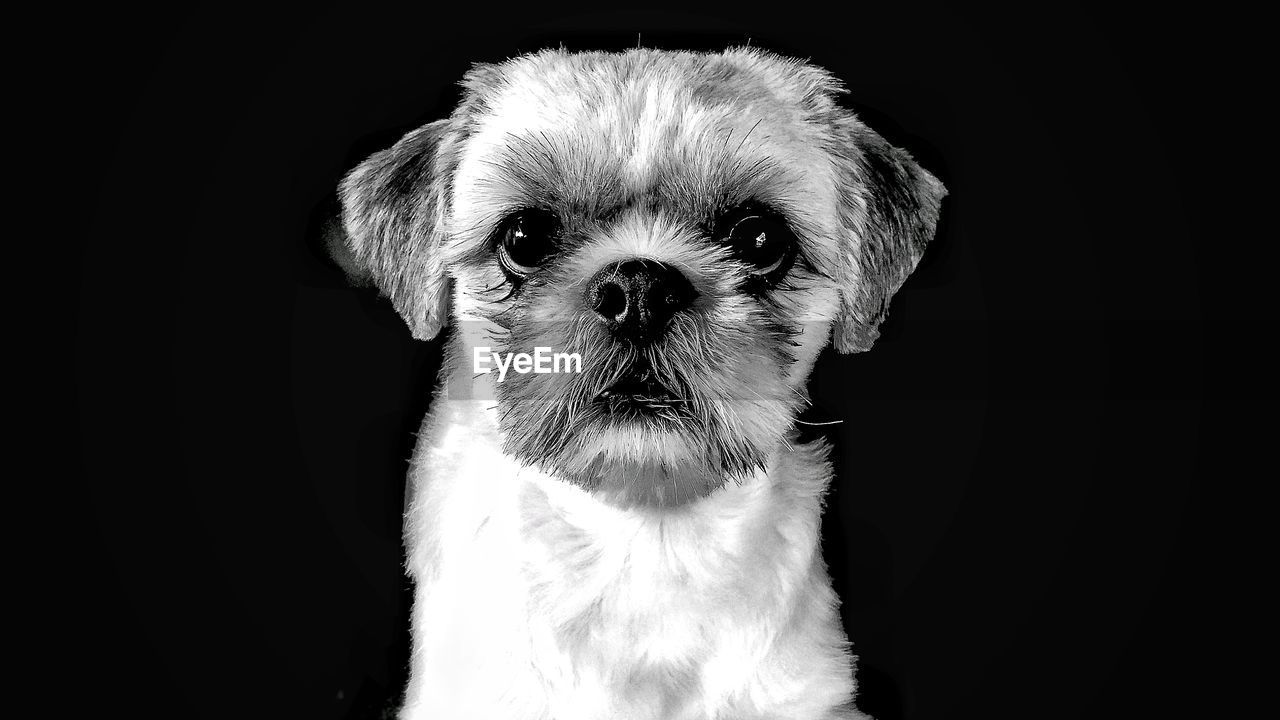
337 48 944 506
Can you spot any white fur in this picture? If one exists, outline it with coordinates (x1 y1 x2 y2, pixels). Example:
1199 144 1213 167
399 374 866 720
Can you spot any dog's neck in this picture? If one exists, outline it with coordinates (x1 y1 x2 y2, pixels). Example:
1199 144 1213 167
401 361 852 718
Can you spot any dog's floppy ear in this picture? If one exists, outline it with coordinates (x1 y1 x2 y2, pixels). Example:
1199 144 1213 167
829 115 946 353
335 119 452 341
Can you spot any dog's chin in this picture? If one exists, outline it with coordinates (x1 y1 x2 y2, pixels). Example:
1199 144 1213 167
498 375 790 508
521 424 755 509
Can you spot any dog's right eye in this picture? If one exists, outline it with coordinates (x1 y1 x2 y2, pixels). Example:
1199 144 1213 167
497 209 560 277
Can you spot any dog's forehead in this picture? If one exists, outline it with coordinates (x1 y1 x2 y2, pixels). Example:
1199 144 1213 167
450 49 844 233
476 48 830 129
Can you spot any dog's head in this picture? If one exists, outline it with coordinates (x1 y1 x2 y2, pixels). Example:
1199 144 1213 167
336 48 945 505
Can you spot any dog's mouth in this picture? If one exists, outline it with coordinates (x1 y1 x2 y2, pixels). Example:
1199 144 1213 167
594 362 691 418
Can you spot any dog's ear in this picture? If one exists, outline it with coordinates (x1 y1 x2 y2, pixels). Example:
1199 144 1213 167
829 114 946 353
335 120 452 341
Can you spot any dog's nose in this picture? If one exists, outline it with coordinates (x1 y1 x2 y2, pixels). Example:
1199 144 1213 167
586 259 698 342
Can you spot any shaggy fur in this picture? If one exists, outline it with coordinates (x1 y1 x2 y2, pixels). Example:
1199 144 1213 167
336 47 945 719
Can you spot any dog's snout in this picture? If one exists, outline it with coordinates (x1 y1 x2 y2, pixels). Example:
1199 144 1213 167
586 259 697 342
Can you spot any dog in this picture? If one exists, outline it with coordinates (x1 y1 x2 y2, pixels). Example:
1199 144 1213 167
331 47 945 720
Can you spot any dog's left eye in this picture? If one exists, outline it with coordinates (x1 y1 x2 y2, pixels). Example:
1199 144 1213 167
497 209 561 277
725 215 797 277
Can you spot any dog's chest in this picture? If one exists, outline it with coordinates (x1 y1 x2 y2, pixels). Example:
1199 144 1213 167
403 414 848 719
444 483 784 710
517 484 782 669
414 484 809 716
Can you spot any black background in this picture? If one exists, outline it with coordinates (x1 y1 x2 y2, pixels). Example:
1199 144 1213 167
66 3 1217 719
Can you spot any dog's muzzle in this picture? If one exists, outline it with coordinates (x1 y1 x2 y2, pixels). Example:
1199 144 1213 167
586 259 698 417
585 258 698 344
